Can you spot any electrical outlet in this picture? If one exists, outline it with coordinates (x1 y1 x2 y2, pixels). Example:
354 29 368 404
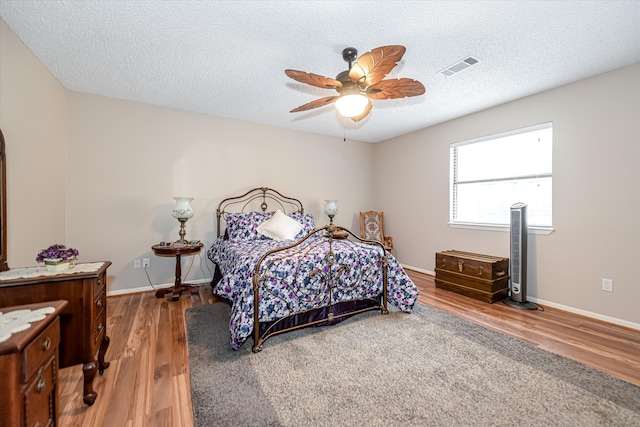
143 258 150 268
602 278 613 292
133 259 141 269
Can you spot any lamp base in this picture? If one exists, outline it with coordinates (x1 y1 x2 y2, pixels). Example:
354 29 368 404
175 218 188 247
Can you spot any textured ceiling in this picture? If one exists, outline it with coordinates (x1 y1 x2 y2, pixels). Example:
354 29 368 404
1 1 640 143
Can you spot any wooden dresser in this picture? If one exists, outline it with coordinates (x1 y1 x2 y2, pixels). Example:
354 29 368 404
0 262 111 405
0 300 68 427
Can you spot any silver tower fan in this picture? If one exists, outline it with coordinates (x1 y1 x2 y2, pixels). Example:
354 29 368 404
503 202 539 310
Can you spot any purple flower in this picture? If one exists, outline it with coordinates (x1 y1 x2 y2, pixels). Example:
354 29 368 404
36 244 79 263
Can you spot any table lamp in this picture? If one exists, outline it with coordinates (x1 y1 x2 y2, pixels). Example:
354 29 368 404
324 199 347 239
172 196 194 246
324 200 338 224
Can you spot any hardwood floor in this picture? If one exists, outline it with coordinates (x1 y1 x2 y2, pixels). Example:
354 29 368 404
57 271 640 426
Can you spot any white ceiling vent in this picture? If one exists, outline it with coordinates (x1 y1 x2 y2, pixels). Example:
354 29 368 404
439 56 480 77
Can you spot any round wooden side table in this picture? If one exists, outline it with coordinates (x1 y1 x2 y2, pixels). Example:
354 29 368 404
151 242 204 301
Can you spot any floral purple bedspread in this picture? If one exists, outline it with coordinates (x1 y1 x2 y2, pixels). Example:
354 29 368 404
207 233 419 350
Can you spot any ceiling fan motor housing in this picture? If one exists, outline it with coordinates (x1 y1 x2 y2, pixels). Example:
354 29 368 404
338 48 360 93
342 47 358 65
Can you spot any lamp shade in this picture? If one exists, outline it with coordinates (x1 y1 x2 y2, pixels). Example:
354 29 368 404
335 93 369 118
172 197 194 220
324 200 338 218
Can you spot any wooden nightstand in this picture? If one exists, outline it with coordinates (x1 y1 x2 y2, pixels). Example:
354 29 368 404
152 242 204 301
0 300 68 427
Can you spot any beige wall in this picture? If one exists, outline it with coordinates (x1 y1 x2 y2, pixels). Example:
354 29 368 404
0 19 67 266
65 92 374 293
376 63 640 326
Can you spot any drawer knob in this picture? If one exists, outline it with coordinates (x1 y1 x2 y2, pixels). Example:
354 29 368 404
37 377 46 392
35 423 42 427
478 266 484 276
97 298 103 307
42 337 51 351
98 323 104 333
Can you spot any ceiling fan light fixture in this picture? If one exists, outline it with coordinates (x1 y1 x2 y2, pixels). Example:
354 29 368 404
335 93 369 118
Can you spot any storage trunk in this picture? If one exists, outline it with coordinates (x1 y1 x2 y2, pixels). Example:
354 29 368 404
435 250 509 303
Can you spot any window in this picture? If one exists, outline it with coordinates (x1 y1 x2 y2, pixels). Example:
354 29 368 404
450 123 553 229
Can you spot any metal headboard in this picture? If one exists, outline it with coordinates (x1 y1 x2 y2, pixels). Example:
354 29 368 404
216 187 304 237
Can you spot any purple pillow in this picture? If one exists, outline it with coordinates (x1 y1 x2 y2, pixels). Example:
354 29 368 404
289 213 316 239
224 212 273 241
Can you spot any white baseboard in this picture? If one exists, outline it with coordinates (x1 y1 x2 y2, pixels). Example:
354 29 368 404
402 264 435 276
525 296 640 331
107 277 212 297
401 264 640 331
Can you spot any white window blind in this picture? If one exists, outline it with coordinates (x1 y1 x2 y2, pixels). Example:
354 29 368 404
450 123 553 228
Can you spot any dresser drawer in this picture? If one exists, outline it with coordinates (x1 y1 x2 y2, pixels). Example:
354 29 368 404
23 355 56 427
93 281 107 346
94 307 107 345
94 272 106 297
22 317 60 383
94 284 106 312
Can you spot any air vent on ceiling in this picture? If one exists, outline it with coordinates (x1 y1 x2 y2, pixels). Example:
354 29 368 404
438 56 480 77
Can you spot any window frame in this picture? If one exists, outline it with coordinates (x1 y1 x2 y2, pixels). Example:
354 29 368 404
448 122 554 235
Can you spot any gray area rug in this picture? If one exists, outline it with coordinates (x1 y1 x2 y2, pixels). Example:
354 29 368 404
186 302 640 426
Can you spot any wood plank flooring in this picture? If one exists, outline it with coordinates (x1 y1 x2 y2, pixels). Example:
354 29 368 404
57 270 640 426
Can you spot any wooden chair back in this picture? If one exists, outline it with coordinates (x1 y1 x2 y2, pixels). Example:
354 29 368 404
359 211 393 253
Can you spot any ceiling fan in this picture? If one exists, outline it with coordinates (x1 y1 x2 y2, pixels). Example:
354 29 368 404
285 45 425 122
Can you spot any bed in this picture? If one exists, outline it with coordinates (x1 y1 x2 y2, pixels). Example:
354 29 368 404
207 187 419 352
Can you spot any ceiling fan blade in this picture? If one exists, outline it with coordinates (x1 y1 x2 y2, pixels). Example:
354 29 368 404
350 98 372 122
285 69 343 89
366 78 426 100
349 45 406 87
290 95 339 113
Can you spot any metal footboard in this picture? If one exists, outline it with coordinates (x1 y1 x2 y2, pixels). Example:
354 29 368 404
251 224 388 353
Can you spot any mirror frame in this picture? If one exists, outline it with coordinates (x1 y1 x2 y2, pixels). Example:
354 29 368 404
0 129 8 272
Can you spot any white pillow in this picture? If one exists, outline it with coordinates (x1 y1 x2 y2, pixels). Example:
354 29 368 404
257 209 303 241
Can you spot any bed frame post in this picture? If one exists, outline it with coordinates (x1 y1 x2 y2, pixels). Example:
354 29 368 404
381 254 389 315
252 272 263 353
